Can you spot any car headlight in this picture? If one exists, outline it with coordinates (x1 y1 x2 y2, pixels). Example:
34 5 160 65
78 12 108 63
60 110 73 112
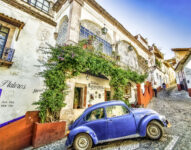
159 115 166 122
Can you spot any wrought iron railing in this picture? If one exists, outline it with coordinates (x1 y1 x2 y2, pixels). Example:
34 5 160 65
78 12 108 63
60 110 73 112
79 26 112 56
0 48 15 62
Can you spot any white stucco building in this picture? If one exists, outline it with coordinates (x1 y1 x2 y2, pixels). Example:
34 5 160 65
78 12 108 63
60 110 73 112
172 48 191 97
0 0 175 124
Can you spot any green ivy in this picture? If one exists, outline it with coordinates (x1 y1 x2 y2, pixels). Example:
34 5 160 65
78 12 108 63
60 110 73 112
34 42 147 123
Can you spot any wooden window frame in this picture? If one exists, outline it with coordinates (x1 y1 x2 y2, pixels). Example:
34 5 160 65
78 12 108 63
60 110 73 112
73 84 87 109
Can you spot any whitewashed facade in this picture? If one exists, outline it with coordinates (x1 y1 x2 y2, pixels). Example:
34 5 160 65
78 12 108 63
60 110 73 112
0 0 56 123
0 0 174 123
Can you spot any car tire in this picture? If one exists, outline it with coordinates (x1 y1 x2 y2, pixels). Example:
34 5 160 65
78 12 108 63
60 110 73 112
73 133 93 150
146 120 164 140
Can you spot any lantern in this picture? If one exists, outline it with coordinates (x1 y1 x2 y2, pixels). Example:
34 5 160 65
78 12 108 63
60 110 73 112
101 26 108 35
128 46 134 51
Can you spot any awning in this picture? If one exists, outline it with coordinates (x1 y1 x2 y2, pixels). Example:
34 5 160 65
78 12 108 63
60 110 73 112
0 13 25 40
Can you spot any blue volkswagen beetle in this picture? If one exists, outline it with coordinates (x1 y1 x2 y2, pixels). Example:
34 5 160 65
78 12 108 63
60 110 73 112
66 101 170 150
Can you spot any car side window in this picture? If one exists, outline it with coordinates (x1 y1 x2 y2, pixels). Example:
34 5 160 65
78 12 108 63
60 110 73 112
86 108 105 121
106 105 129 118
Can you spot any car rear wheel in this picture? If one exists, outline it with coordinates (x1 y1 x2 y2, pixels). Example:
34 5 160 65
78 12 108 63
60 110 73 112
146 120 164 140
73 133 93 150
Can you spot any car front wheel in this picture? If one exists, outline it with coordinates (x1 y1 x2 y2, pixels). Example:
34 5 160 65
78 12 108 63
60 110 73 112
146 120 164 140
73 133 93 150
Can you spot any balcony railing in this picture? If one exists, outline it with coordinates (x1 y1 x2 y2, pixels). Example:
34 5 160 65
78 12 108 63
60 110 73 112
0 48 15 66
79 26 112 56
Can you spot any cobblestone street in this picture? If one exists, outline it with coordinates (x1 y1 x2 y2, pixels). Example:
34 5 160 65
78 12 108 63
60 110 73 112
28 86 191 150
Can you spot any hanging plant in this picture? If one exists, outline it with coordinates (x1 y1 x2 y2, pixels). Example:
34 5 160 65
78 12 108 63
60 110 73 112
34 42 147 123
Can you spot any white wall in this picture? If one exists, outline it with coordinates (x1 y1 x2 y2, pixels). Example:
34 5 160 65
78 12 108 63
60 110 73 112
0 1 56 123
153 69 165 88
63 73 110 109
184 56 191 89
81 2 150 60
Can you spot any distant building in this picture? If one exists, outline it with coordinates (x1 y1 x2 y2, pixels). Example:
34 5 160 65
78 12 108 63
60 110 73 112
172 48 191 97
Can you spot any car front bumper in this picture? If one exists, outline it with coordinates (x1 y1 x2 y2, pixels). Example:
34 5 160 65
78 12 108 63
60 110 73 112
65 137 72 148
164 120 171 128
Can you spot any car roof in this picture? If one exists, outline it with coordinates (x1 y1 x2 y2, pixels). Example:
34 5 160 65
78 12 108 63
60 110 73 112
85 100 126 113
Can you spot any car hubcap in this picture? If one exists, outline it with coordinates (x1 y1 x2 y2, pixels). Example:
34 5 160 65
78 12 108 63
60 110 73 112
77 137 89 148
149 125 159 137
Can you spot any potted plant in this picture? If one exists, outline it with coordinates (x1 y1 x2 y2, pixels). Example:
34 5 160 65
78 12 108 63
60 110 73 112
79 39 88 49
32 46 67 148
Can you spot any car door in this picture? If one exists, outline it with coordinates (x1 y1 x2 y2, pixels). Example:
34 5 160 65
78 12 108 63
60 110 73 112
84 107 108 141
106 105 137 139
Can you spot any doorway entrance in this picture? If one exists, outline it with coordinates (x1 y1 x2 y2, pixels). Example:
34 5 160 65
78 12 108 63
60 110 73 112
73 87 83 109
105 89 111 101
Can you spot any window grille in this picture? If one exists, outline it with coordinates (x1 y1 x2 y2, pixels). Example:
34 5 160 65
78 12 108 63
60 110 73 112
23 0 50 13
79 26 112 56
0 26 9 58
0 25 15 63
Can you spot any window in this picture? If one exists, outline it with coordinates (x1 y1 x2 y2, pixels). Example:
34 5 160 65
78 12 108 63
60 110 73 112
0 24 15 63
57 17 68 45
79 26 112 56
106 105 129 118
73 87 83 109
0 25 9 58
105 91 111 101
23 0 50 13
86 108 105 121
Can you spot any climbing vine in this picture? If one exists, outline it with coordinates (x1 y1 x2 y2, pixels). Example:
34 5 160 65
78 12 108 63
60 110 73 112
34 41 147 123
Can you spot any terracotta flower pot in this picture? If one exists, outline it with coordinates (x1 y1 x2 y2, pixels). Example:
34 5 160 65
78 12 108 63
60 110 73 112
32 121 66 148
83 44 87 49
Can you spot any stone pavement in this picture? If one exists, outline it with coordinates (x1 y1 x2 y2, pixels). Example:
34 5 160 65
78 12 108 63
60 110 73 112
147 87 191 150
26 87 191 150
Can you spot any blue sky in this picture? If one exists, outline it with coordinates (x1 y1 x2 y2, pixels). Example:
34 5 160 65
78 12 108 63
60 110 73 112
96 0 191 59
